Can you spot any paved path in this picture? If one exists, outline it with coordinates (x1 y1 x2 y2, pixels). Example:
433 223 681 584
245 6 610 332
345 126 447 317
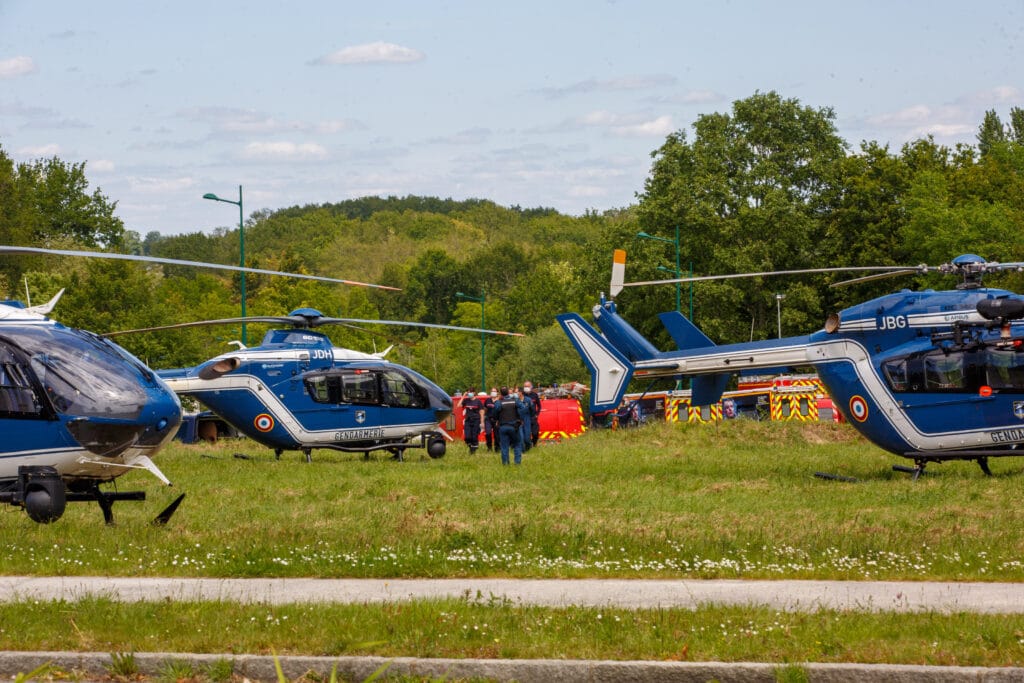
2 576 1024 613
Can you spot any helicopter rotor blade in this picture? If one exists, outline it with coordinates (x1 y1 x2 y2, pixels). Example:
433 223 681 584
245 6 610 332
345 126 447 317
624 265 930 288
0 246 401 291
829 268 930 288
103 316 298 337
106 315 525 338
311 317 525 336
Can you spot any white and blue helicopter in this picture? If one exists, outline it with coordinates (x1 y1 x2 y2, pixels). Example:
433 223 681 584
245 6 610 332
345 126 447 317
0 291 183 524
107 310 522 461
559 251 1024 478
0 245 400 523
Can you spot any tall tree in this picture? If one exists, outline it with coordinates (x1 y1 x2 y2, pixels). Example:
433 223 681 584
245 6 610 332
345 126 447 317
977 109 1007 156
636 91 846 342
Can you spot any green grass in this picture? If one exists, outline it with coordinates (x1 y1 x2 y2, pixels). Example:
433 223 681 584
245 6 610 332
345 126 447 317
1 597 1024 666
3 420 1024 581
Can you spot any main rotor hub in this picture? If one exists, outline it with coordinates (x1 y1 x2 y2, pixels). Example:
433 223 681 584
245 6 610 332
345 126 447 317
941 254 992 290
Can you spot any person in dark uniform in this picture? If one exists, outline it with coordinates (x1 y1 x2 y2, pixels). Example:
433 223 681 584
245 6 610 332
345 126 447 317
516 386 532 452
523 381 542 447
482 388 497 451
491 386 524 465
461 389 484 454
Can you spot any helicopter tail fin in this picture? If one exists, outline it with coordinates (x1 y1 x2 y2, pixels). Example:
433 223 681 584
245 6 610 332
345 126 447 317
658 311 715 350
610 249 626 298
557 313 633 412
26 288 65 317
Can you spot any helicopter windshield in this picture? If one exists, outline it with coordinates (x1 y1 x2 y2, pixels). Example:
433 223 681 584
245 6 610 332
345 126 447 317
3 325 150 419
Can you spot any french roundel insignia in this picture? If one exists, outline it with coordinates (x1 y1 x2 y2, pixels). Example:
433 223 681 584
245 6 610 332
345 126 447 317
848 396 869 422
254 413 275 432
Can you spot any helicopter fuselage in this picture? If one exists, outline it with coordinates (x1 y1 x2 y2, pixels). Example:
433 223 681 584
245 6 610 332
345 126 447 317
159 328 453 456
0 305 182 522
560 284 1024 467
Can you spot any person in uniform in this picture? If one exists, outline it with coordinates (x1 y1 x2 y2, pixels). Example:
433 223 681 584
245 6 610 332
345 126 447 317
491 386 524 465
523 381 542 447
482 388 497 451
461 389 484 454
516 386 533 452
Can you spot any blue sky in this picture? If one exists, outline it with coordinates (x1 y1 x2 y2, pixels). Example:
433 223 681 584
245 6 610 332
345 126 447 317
1 0 1021 235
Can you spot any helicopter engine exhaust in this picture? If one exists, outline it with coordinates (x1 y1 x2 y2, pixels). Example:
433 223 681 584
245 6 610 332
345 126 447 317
977 297 1024 321
198 357 241 380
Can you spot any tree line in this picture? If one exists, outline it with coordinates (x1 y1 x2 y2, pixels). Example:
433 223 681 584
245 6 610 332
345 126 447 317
1 91 1022 393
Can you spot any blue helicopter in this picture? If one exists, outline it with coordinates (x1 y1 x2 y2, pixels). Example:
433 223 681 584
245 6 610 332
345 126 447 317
0 291 183 524
0 245 397 523
559 251 1024 478
107 310 523 461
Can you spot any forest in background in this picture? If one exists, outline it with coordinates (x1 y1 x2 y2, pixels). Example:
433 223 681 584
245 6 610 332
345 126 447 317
1 91 1023 393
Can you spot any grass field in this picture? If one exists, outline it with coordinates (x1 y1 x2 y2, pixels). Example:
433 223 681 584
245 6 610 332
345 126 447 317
1 419 1023 581
3 419 1024 670
1 598 1023 667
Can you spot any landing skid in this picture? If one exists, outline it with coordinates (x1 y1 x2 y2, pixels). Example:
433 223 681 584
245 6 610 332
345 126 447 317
892 462 928 481
894 453 1001 479
67 486 185 525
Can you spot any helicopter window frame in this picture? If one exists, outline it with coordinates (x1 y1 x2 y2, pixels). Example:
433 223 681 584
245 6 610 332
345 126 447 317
304 369 381 406
0 358 44 418
882 346 1024 394
380 369 427 408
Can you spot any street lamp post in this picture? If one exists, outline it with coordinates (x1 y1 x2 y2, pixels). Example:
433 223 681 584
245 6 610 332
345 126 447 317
636 226 692 319
456 289 486 390
775 293 786 339
203 186 246 345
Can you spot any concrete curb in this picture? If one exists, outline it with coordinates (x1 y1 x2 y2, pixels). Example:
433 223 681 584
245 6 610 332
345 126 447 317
0 651 1022 682
3 576 1024 613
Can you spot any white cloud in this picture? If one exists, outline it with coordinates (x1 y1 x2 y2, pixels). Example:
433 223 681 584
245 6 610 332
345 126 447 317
179 107 362 136
613 115 675 137
128 176 196 193
536 74 677 99
15 143 60 156
241 141 328 161
313 41 425 66
867 104 934 127
0 56 36 79
912 123 975 138
90 159 115 172
576 111 675 137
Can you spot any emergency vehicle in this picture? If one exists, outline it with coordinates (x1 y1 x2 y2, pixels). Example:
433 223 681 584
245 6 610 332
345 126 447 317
442 387 588 443
625 375 841 425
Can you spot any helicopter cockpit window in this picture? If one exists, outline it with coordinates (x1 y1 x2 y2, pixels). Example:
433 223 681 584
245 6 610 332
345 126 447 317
3 326 147 419
0 346 42 417
380 369 426 408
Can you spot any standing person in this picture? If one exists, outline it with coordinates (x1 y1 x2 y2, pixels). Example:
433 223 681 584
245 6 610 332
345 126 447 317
461 389 484 454
516 386 533 452
523 381 542 447
482 388 497 451
492 386 524 465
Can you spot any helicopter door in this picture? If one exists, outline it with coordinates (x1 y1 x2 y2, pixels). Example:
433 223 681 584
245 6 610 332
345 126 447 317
303 369 383 437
